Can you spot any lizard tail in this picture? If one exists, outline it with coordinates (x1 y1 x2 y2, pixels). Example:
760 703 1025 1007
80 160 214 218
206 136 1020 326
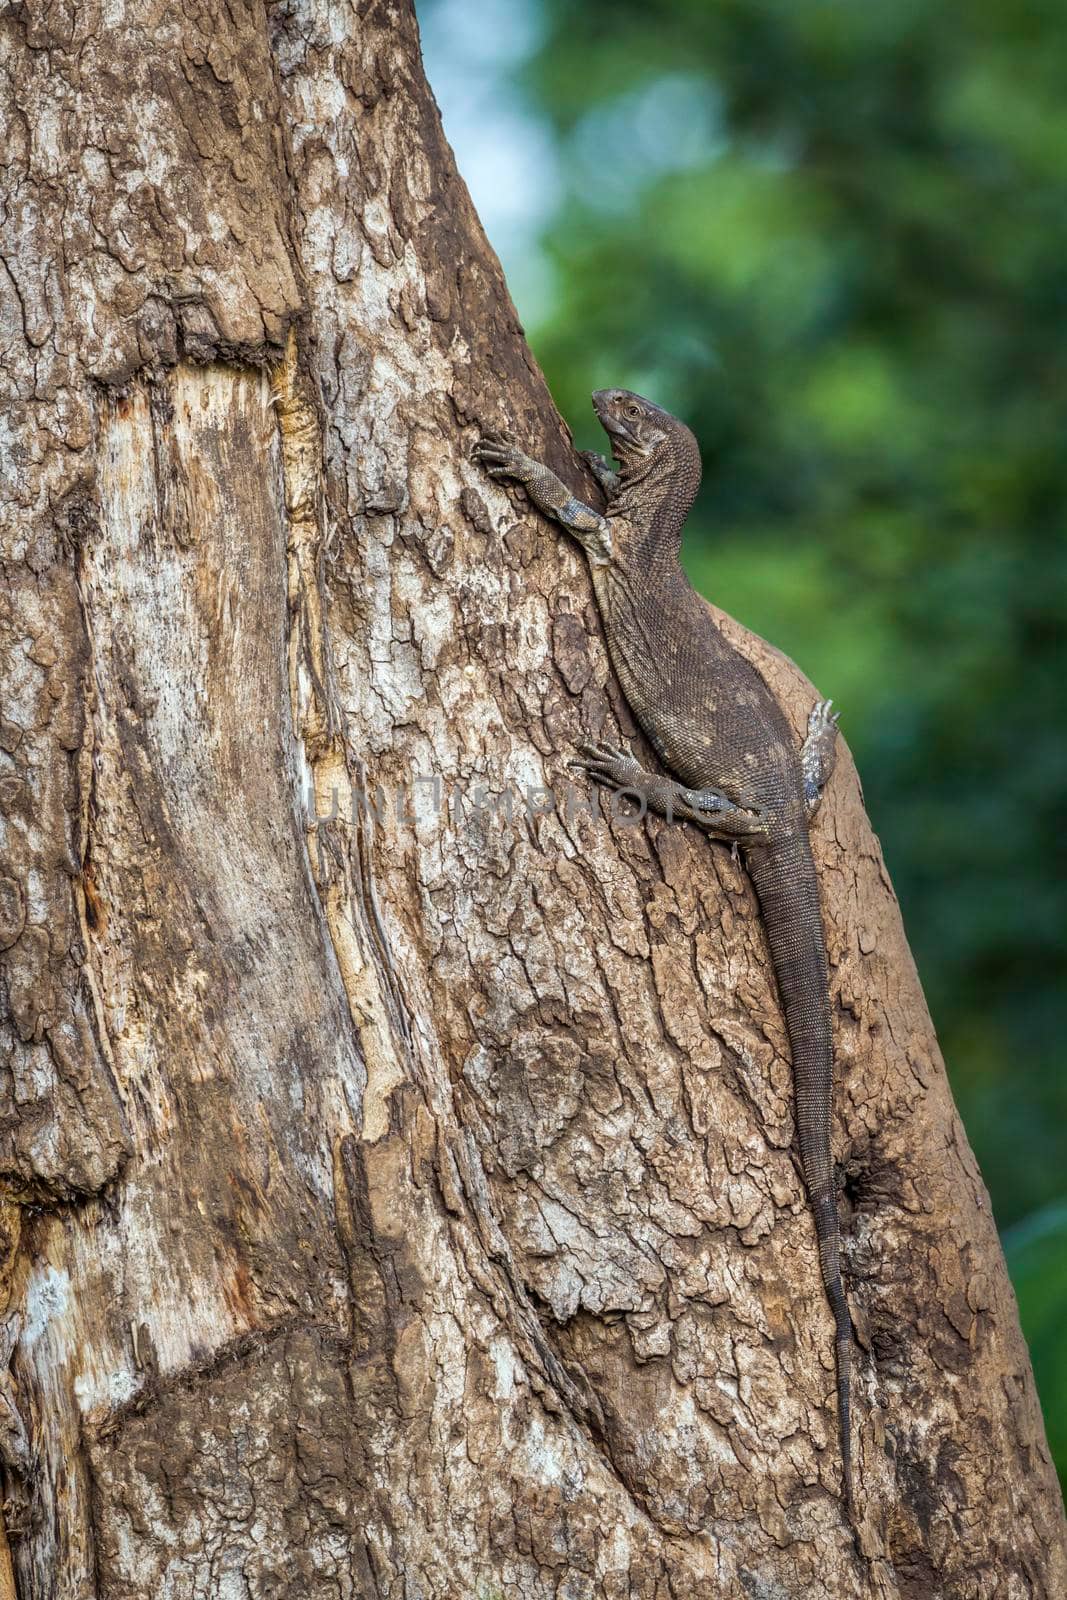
746 833 855 1519
813 1188 855 1518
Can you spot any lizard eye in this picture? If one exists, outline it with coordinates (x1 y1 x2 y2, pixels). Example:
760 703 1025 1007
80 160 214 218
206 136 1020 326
626 404 639 418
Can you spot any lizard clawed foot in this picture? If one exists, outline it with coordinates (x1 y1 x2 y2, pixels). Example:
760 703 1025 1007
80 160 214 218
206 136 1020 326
808 698 840 738
472 435 532 483
568 740 642 789
578 449 622 501
801 698 841 816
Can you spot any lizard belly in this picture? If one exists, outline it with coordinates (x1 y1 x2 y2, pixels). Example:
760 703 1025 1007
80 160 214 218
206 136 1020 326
609 648 728 790
612 644 799 810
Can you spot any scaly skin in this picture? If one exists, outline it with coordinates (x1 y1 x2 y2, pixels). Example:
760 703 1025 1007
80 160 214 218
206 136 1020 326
474 390 855 1521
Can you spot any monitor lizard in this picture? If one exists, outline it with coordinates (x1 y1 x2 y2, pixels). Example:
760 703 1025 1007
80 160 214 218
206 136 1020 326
473 389 856 1521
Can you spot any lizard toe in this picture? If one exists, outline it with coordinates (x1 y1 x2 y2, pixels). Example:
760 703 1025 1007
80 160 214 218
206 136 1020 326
809 698 840 733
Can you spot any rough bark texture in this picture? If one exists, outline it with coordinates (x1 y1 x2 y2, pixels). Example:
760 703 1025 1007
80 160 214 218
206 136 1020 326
0 2 1063 1596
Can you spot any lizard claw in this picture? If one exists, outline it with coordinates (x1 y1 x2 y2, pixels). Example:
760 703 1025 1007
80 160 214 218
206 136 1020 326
570 739 631 764
472 436 531 483
568 740 639 788
472 439 506 463
808 698 840 735
579 449 621 500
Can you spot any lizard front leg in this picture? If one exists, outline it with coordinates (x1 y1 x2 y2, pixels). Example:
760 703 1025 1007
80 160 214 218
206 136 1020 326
571 741 768 841
579 450 622 501
473 437 615 565
800 699 840 817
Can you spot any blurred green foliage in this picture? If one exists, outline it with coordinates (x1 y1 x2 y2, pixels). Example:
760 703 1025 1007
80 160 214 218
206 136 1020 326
1003 1204 1067 1485
424 0 1067 1484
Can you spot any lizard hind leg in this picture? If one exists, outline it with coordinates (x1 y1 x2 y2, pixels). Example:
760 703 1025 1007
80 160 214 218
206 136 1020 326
570 741 767 841
801 699 840 816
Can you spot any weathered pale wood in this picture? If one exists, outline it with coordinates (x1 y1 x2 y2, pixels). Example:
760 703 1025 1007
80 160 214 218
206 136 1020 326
0 1 1063 1596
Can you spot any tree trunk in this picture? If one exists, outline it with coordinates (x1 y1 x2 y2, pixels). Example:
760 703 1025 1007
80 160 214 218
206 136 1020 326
0 2 1062 1596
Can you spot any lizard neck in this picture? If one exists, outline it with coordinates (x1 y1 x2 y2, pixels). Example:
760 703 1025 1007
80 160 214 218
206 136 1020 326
611 422 702 572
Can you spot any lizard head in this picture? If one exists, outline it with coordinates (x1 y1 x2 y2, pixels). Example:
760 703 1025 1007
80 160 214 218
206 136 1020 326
592 389 695 478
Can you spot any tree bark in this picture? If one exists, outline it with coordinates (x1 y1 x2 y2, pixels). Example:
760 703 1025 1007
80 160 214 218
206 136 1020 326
0 1 1063 1596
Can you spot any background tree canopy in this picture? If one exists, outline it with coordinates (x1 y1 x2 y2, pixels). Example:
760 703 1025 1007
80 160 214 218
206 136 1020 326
421 0 1067 1486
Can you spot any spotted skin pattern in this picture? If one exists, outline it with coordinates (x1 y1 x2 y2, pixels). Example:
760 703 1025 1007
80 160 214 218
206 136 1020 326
475 391 855 1520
